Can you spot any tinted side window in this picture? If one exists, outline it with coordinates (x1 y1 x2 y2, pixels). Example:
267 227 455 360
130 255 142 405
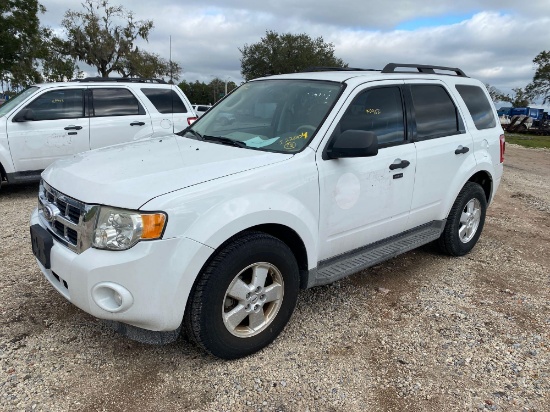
455 85 497 130
141 88 188 114
339 87 405 147
91 88 142 116
411 85 459 139
24 89 84 121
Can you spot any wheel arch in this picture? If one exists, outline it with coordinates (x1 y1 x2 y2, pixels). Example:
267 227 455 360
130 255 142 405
467 170 493 203
195 224 310 290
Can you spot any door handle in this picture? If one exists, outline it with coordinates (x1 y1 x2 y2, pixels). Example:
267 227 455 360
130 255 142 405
130 121 145 126
455 145 470 155
64 125 82 130
389 159 410 170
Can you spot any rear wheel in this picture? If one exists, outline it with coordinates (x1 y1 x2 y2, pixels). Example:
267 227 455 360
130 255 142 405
438 182 487 256
184 232 299 359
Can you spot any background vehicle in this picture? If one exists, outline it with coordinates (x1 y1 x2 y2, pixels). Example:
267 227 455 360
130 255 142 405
30 64 504 359
192 104 212 117
0 78 196 189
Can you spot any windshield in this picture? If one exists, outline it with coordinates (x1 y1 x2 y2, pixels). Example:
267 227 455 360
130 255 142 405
181 79 343 153
0 87 39 118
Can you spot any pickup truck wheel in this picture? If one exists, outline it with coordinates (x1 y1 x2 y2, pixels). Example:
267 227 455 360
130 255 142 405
184 232 299 359
438 182 487 256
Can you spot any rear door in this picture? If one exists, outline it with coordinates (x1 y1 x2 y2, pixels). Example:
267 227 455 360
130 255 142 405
6 88 89 172
88 87 153 149
405 81 476 228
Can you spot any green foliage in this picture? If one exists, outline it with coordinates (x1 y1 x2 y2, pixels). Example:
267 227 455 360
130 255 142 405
526 51 550 104
59 0 154 78
178 79 238 104
485 84 507 103
0 0 48 88
240 31 347 81
498 87 531 107
119 49 181 81
505 133 550 149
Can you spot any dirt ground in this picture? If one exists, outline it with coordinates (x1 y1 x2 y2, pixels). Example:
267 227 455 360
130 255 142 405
1 144 549 412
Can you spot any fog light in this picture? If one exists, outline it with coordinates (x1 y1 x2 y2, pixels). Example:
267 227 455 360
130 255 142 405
92 282 133 313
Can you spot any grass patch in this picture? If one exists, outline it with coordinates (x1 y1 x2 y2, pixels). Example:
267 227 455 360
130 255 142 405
504 133 550 149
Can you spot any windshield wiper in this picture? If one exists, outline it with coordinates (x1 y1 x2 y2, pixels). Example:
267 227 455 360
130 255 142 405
201 135 248 148
179 128 203 140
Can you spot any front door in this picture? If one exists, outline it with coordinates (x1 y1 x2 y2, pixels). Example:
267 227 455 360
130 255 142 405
316 82 416 261
6 88 89 172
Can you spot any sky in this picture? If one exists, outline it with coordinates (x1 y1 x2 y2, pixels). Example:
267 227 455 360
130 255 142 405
40 0 550 105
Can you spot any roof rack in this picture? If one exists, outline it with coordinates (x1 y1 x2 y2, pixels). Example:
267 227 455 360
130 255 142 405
73 77 168 84
381 63 468 77
301 67 379 73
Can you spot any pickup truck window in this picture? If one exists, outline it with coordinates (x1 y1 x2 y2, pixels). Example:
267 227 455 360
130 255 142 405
186 79 343 153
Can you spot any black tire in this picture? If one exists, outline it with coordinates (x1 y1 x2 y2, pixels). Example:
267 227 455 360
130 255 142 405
438 182 487 256
184 232 300 359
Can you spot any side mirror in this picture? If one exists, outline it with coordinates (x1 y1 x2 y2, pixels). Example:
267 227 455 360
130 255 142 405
13 108 35 122
325 130 379 159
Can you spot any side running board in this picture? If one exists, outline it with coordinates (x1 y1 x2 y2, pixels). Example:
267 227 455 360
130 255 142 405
309 220 446 287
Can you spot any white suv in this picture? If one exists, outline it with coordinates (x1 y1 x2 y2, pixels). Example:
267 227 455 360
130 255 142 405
30 64 505 359
0 78 196 188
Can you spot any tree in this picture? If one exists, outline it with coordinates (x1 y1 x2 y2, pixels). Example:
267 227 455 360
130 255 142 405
119 49 181 81
0 0 48 88
499 87 531 107
178 78 238 104
59 0 154 77
526 50 550 104
240 31 347 81
485 84 507 103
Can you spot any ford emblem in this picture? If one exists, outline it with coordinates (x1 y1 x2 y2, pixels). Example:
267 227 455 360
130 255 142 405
42 204 60 223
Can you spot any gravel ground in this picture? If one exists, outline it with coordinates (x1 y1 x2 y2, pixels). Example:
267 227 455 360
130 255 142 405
1 144 549 412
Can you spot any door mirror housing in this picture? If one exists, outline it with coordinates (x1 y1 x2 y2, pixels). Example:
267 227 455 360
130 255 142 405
325 130 379 159
13 108 35 122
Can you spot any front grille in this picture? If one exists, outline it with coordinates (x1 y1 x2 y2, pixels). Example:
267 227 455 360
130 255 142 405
38 181 98 254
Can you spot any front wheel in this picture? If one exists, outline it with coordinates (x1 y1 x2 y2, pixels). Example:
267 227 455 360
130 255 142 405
438 182 487 256
184 232 300 359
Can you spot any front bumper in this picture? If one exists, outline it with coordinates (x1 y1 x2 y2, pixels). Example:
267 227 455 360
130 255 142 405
30 208 214 332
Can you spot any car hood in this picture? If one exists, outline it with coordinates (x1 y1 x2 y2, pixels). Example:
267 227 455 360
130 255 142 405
42 135 292 209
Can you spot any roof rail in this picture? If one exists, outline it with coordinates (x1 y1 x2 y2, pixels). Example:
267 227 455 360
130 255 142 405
73 77 168 84
301 66 378 73
381 63 468 77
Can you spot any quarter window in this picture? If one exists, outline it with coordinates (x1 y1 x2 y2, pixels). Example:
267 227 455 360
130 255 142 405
141 88 188 114
455 85 497 130
338 87 405 147
23 89 84 121
91 88 143 117
411 85 460 140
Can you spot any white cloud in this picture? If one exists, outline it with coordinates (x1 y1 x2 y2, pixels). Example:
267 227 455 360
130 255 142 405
39 0 550 96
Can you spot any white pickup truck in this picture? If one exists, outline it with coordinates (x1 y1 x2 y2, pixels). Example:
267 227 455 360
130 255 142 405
30 64 505 359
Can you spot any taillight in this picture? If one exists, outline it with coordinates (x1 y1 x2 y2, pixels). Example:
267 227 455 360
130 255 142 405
499 134 505 163
187 117 198 125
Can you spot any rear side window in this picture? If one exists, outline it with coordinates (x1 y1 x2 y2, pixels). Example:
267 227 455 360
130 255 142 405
411 85 460 140
455 85 497 130
23 89 84 121
141 88 188 114
91 88 143 117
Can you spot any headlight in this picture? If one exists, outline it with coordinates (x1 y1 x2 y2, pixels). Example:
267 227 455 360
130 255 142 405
92 207 167 251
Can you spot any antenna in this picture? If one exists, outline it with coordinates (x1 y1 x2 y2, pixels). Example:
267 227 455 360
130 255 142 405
169 35 173 84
